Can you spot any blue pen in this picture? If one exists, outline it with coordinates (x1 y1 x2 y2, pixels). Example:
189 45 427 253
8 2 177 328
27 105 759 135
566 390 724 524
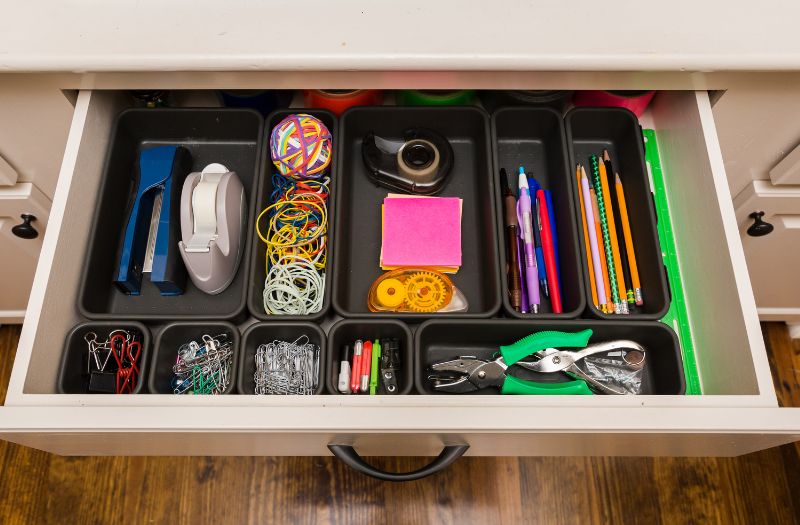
523 170 548 298
544 189 561 287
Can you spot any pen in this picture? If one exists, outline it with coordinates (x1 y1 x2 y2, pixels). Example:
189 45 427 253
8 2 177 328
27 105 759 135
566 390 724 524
370 339 381 395
537 188 562 313
338 345 352 394
360 340 372 393
544 188 561 287
500 168 523 311
527 177 548 297
350 339 363 394
517 234 528 313
517 168 540 313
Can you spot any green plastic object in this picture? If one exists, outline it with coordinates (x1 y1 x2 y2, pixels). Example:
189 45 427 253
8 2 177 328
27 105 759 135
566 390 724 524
499 329 593 366
396 90 476 106
642 129 701 395
369 339 381 395
501 375 593 395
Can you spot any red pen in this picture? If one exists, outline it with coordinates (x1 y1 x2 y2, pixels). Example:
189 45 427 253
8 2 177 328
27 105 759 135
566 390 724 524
537 189 562 313
350 339 363 394
360 341 372 394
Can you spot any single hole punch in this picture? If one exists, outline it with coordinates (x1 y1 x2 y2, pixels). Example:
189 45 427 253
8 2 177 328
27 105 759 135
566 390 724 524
362 128 454 195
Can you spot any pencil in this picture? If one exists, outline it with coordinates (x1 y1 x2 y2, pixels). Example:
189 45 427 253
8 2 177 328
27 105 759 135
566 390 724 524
576 164 599 309
590 155 620 313
598 155 627 314
615 172 643 306
590 187 613 313
604 151 634 305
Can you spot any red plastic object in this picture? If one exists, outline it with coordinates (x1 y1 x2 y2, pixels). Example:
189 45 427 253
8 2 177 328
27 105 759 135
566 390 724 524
303 90 383 116
572 91 655 117
536 190 562 313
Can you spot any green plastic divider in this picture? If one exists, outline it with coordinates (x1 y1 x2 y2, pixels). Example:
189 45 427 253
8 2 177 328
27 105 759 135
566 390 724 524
642 129 702 394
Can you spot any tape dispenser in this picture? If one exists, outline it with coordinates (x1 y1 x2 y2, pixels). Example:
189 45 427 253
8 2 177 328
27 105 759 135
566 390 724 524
178 163 246 295
115 145 191 296
367 268 468 313
362 128 453 195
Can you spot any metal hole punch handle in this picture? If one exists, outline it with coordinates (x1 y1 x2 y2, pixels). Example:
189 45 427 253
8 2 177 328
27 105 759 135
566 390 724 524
328 443 469 482
11 213 38 239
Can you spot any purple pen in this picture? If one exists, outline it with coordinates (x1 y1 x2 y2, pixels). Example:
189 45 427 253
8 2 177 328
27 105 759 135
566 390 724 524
517 234 528 313
517 167 540 313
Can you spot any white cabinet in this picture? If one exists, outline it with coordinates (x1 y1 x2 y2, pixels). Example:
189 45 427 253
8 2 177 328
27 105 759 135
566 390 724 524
0 183 49 322
1 89 797 461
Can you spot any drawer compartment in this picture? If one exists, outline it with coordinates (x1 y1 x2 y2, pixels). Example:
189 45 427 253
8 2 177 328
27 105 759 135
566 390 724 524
58 321 150 394
491 107 585 318
77 108 263 320
247 109 337 321
325 319 414 395
237 321 326 395
148 321 239 395
415 319 685 395
332 106 502 319
566 107 670 320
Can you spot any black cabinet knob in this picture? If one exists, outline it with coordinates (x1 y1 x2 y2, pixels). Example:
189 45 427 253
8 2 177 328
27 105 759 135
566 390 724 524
747 211 774 237
11 213 38 239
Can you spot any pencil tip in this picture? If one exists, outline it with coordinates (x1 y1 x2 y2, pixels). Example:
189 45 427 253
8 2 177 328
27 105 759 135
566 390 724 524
603 150 610 161
615 173 621 183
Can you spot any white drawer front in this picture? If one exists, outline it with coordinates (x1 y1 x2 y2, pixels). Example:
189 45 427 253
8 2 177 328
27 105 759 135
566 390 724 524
2 89 798 458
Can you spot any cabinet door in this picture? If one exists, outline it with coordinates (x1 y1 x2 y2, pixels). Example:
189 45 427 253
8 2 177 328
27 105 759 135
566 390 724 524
0 183 49 322
735 181 800 322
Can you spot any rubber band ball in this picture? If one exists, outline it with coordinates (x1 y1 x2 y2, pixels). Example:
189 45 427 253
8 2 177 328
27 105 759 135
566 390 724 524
270 114 332 180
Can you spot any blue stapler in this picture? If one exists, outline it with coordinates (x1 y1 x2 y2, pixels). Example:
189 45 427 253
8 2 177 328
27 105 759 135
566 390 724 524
115 145 192 295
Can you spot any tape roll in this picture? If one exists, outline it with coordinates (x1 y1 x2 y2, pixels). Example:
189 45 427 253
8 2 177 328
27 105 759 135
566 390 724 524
396 139 440 183
396 90 475 106
303 89 383 116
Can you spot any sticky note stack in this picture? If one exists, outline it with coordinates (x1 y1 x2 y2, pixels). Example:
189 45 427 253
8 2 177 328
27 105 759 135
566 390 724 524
380 194 462 273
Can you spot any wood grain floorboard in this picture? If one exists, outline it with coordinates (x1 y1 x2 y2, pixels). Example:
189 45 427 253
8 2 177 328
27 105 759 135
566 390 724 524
0 324 798 525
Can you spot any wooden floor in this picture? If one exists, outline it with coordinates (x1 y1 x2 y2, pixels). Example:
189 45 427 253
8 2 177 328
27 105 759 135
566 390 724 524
0 324 799 524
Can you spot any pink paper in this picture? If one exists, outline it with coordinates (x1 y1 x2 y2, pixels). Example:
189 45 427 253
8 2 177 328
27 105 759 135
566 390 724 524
381 196 462 268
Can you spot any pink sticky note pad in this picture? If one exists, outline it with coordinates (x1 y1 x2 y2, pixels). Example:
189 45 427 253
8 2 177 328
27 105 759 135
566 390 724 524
381 196 462 268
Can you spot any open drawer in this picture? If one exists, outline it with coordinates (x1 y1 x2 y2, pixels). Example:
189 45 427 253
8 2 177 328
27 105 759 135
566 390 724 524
1 89 798 460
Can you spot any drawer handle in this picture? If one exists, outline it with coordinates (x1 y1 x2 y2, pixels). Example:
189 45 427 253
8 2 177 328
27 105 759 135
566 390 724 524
328 443 468 481
747 211 774 237
11 213 38 239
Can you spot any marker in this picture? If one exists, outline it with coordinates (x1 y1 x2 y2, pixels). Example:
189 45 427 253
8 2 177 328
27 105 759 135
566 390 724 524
517 168 540 313
350 339 363 394
338 345 352 394
370 339 381 395
360 340 372 393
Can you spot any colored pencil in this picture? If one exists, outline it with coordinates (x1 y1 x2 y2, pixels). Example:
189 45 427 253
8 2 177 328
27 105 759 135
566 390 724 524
615 172 643 306
590 187 613 313
604 151 634 305
589 155 619 313
597 155 627 314
579 165 606 310
576 165 599 308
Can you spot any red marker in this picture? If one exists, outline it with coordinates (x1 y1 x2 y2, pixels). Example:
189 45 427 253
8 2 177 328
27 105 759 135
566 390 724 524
350 340 363 394
537 189 562 313
360 341 372 394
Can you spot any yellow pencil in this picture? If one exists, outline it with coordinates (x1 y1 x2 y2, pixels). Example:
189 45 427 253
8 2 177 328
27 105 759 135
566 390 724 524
598 157 627 314
590 188 613 313
615 173 643 306
576 164 598 309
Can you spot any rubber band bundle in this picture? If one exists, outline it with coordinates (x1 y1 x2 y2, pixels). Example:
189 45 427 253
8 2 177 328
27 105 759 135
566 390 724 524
258 114 332 315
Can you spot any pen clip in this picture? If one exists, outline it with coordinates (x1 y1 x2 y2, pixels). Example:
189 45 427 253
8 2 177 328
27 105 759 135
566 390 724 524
516 197 524 238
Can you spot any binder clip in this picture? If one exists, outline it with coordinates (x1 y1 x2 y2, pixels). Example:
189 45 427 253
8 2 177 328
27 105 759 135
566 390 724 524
115 145 191 295
178 163 246 295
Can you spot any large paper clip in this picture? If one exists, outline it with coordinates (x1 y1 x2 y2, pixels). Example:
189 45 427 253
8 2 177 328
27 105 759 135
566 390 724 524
114 145 191 295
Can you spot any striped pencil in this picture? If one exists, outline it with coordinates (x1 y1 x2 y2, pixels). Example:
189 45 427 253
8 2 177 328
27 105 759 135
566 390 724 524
589 155 620 313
